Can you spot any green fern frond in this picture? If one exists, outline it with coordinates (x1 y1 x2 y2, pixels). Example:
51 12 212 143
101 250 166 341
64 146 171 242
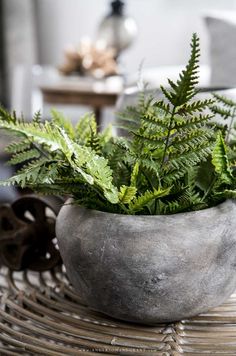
119 185 137 204
129 187 171 213
212 132 233 184
141 111 169 130
195 159 215 194
161 33 200 106
99 124 113 146
177 99 215 115
85 152 119 204
1 158 48 187
7 148 40 165
211 94 236 143
57 127 119 203
169 128 213 151
163 145 212 185
5 139 31 154
1 34 236 215
130 162 139 187
87 123 101 154
0 119 61 151
211 105 233 120
75 113 97 144
0 107 16 123
173 114 213 129
169 145 212 167
213 93 236 108
33 110 41 123
214 189 236 199
139 158 160 181
117 93 154 134
132 130 164 146
160 196 202 214
153 100 170 114
51 109 75 138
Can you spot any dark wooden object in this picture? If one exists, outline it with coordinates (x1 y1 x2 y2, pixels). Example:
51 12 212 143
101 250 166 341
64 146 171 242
0 195 62 271
41 83 119 127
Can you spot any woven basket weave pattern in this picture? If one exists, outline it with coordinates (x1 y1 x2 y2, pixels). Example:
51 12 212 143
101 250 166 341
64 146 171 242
0 267 236 355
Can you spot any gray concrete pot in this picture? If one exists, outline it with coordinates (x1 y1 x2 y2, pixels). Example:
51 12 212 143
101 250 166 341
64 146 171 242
56 199 236 324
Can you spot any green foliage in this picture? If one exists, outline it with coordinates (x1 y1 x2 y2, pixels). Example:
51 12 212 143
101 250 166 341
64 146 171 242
160 33 200 106
1 33 236 215
119 185 137 204
212 132 233 184
129 188 171 214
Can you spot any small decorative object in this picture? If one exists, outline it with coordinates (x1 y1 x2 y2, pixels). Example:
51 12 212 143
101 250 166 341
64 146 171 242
97 0 138 56
59 39 119 78
1 34 236 324
0 196 62 271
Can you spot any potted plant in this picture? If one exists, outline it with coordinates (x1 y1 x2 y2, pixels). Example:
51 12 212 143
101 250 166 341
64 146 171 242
1 34 236 324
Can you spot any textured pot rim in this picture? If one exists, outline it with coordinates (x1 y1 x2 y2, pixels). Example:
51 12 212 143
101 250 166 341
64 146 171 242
64 198 234 219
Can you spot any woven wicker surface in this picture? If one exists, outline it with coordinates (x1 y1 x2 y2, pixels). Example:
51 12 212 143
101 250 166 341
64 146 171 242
0 267 236 356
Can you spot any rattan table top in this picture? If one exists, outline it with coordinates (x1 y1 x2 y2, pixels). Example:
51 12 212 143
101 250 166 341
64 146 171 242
0 267 236 355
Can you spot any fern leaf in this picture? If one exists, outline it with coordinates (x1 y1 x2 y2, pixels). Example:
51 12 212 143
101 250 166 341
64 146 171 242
153 100 170 114
177 99 215 115
163 145 213 184
195 159 215 194
58 129 118 203
215 189 236 199
7 148 40 165
85 155 119 203
173 114 213 129
33 110 41 123
130 162 139 187
0 107 16 123
141 111 168 130
212 132 233 184
213 93 236 108
211 105 233 120
99 124 113 146
161 33 200 106
88 123 101 154
51 109 75 138
0 158 47 187
129 187 171 213
5 139 31 154
0 119 61 151
75 113 97 143
139 158 160 179
119 185 137 204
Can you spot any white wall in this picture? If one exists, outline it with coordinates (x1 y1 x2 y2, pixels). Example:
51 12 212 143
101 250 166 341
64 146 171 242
36 0 236 73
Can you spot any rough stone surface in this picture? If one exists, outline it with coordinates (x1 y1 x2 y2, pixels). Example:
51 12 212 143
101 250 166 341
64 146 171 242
56 199 236 325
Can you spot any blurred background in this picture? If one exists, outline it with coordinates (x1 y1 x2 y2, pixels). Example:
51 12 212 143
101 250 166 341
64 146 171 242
1 0 236 201
0 0 236 116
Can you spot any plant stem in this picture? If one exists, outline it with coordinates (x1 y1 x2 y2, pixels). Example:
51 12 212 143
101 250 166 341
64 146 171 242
201 175 217 202
31 141 50 159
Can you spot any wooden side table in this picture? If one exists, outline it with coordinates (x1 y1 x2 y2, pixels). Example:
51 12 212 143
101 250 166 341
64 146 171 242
40 76 124 127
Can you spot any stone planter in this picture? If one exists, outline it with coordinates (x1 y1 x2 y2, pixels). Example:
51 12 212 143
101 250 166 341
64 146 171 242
56 199 236 324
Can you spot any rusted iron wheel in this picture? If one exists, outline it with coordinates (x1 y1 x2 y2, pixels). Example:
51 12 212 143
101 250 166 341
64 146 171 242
0 195 63 271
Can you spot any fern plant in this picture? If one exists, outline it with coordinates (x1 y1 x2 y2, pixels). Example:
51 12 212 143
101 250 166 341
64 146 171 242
1 33 236 215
